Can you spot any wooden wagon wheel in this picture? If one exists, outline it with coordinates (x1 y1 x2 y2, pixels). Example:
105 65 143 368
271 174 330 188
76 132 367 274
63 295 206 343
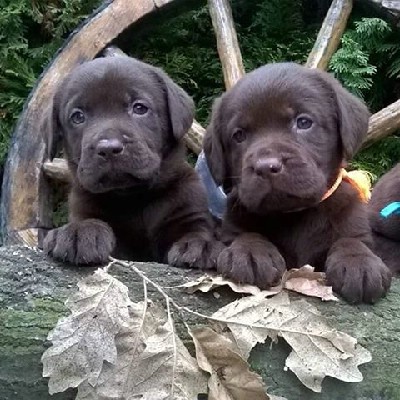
2 0 400 247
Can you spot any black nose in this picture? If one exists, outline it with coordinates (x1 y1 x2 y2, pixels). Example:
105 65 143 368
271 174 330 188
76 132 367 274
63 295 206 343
96 138 124 158
254 157 283 176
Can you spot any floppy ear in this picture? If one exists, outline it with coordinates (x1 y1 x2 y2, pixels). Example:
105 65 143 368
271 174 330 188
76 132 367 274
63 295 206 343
329 74 371 161
41 102 60 161
41 89 63 161
161 73 195 140
203 97 226 186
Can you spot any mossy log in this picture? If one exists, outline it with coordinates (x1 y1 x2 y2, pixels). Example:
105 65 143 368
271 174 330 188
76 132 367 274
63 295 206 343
1 245 400 400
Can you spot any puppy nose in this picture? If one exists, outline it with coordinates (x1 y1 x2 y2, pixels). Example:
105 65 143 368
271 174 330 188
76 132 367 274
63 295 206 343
96 139 124 158
254 157 283 176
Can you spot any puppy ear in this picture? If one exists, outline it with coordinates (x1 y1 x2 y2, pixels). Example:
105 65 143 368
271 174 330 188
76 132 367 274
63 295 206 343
162 73 195 140
41 81 65 161
203 97 226 186
330 75 371 161
41 100 61 161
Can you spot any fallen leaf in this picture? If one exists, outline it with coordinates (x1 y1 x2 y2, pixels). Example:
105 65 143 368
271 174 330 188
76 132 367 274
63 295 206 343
284 343 371 393
179 274 281 297
212 292 371 392
41 269 134 394
190 326 269 400
212 293 288 359
77 300 207 400
283 265 338 301
180 266 337 302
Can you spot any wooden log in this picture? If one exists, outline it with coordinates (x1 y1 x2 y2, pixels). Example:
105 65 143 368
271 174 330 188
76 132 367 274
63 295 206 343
1 245 400 400
208 0 245 89
0 0 180 248
306 0 353 70
363 99 400 147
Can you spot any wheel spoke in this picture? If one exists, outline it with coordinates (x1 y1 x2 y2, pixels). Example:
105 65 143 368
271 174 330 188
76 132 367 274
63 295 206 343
186 121 206 155
208 0 245 89
306 0 353 70
364 99 400 147
43 158 70 183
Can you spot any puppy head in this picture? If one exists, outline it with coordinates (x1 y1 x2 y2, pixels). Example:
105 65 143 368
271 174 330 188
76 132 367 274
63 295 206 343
43 56 194 193
203 63 370 213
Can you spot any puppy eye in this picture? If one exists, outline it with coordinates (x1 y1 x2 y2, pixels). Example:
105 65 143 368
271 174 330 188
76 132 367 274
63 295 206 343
296 116 313 130
232 128 247 143
132 102 149 115
70 109 85 125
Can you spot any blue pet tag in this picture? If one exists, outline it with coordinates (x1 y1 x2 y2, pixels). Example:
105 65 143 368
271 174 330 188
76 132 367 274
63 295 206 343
195 151 227 220
380 202 400 218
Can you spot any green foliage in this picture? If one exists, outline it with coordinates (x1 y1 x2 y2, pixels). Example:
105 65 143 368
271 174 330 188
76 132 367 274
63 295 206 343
0 0 101 162
353 137 400 183
329 17 400 111
235 0 317 71
328 16 400 177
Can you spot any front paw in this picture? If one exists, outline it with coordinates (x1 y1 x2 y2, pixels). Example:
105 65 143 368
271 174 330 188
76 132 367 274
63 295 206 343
168 233 222 270
326 239 392 303
43 219 116 265
217 234 286 289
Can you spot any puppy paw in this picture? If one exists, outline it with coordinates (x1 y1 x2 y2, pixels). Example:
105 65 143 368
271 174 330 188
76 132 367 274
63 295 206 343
326 239 392 304
43 219 116 265
168 233 223 270
217 233 286 288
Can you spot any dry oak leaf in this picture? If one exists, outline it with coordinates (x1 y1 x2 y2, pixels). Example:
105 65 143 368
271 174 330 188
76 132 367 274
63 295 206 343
212 292 371 392
41 269 133 394
77 301 207 400
180 265 337 302
189 325 273 400
179 274 281 296
283 265 338 302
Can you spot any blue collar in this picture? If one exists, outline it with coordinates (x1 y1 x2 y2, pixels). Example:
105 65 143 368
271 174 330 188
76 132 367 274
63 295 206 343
380 202 400 218
195 152 227 220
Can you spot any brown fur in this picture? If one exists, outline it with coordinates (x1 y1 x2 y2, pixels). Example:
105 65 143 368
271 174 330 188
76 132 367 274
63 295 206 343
43 56 216 269
369 163 400 273
203 62 391 303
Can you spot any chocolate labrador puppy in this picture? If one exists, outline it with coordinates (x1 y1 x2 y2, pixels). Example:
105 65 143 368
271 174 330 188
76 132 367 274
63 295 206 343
369 163 400 273
43 56 214 269
203 62 391 303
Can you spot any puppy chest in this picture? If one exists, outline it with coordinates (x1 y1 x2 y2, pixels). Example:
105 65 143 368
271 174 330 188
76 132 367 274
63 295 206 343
264 213 334 269
110 216 150 251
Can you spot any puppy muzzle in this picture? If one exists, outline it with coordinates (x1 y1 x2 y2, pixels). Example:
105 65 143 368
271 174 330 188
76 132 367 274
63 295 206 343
77 134 161 193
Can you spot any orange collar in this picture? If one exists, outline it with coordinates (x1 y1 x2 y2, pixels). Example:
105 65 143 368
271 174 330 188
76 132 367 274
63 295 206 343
321 169 344 202
321 168 371 203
